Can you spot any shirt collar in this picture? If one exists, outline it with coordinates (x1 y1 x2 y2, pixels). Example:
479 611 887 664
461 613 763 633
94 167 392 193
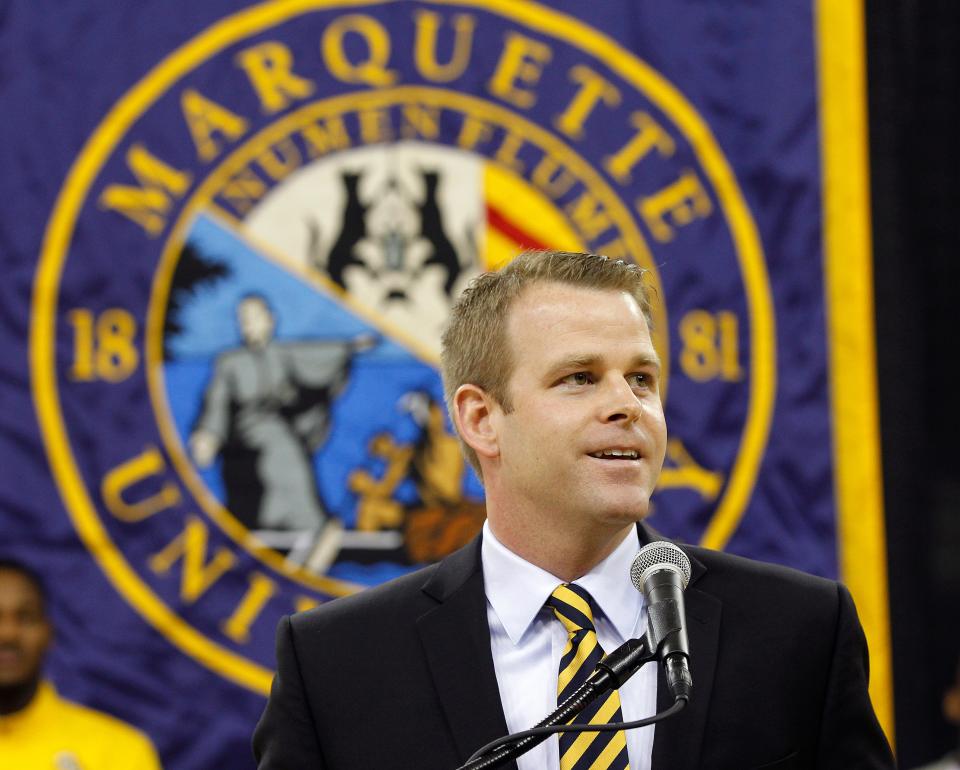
481 521 644 646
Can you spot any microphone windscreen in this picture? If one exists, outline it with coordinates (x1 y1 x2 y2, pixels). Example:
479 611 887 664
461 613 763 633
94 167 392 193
630 541 691 592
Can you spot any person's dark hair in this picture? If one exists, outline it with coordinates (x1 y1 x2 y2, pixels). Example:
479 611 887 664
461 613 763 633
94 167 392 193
0 558 48 611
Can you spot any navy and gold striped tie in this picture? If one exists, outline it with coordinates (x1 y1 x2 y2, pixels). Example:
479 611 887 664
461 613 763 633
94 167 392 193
547 583 630 770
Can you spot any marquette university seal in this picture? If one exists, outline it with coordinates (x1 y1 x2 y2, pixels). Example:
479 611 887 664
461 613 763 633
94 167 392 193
31 0 774 692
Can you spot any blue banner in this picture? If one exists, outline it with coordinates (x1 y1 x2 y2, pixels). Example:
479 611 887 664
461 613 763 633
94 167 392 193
0 1 889 766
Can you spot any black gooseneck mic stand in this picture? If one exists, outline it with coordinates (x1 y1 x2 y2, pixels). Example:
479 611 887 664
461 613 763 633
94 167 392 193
454 633 687 770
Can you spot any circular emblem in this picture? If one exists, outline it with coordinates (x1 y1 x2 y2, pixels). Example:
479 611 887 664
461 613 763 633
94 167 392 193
32 0 773 692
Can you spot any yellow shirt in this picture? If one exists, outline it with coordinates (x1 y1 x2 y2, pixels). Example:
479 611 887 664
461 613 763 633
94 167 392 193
0 682 162 770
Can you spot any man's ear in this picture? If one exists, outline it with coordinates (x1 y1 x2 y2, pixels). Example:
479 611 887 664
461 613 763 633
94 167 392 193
452 384 500 462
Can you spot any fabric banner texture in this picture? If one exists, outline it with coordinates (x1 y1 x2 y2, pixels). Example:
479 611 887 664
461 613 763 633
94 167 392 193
0 1 889 766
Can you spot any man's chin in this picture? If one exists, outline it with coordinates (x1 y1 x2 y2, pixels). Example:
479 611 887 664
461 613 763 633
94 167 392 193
595 500 651 529
0 672 38 691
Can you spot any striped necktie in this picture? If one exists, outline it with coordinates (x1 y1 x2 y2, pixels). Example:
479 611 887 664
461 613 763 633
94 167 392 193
547 583 631 770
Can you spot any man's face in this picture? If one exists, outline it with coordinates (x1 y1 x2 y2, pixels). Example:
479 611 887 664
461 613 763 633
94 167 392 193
237 297 275 349
0 570 51 688
489 282 667 535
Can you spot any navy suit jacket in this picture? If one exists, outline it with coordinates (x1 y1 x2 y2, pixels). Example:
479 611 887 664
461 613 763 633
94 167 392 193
253 524 894 769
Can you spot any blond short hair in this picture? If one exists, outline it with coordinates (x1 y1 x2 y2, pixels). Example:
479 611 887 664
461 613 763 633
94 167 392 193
440 250 653 476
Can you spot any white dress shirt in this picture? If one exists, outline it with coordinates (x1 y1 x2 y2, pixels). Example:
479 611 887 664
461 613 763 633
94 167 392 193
481 521 657 770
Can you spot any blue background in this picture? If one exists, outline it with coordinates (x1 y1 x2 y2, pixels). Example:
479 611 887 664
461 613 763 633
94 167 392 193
0 2 828 768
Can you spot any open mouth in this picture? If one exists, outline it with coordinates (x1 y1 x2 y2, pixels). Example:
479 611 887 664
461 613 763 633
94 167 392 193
588 449 640 460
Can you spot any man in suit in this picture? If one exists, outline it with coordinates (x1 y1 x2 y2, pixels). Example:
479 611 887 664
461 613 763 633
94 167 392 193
253 250 894 769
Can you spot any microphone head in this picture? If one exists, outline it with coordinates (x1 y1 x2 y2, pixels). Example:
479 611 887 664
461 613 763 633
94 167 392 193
630 541 692 592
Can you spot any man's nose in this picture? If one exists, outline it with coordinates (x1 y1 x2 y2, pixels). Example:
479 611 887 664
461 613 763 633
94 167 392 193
600 377 642 423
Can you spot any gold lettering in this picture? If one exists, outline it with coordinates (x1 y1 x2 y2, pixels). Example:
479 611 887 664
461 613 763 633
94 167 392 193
456 116 493 151
494 133 525 174
358 108 393 144
400 104 442 140
148 516 236 603
68 308 139 382
553 65 621 140
235 41 316 114
256 137 302 182
180 89 248 163
221 572 278 644
413 10 475 82
487 32 552 109
531 155 577 199
565 191 613 241
322 14 398 87
68 308 95 381
717 311 744 381
658 439 724 500
638 169 713 242
218 167 268 217
299 117 351 158
98 144 192 237
678 309 743 382
603 112 676 183
101 445 181 523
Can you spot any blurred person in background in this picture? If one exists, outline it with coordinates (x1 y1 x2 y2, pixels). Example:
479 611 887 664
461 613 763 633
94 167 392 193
0 559 162 770
912 658 960 770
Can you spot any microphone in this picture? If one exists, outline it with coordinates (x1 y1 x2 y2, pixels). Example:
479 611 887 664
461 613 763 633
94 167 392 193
630 541 693 702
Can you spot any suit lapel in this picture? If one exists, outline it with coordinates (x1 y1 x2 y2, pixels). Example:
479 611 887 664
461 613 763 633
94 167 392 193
416 537 517 770
639 524 722 770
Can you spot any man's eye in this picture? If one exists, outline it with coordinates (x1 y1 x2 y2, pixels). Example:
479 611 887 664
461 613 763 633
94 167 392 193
564 372 591 385
630 373 651 388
